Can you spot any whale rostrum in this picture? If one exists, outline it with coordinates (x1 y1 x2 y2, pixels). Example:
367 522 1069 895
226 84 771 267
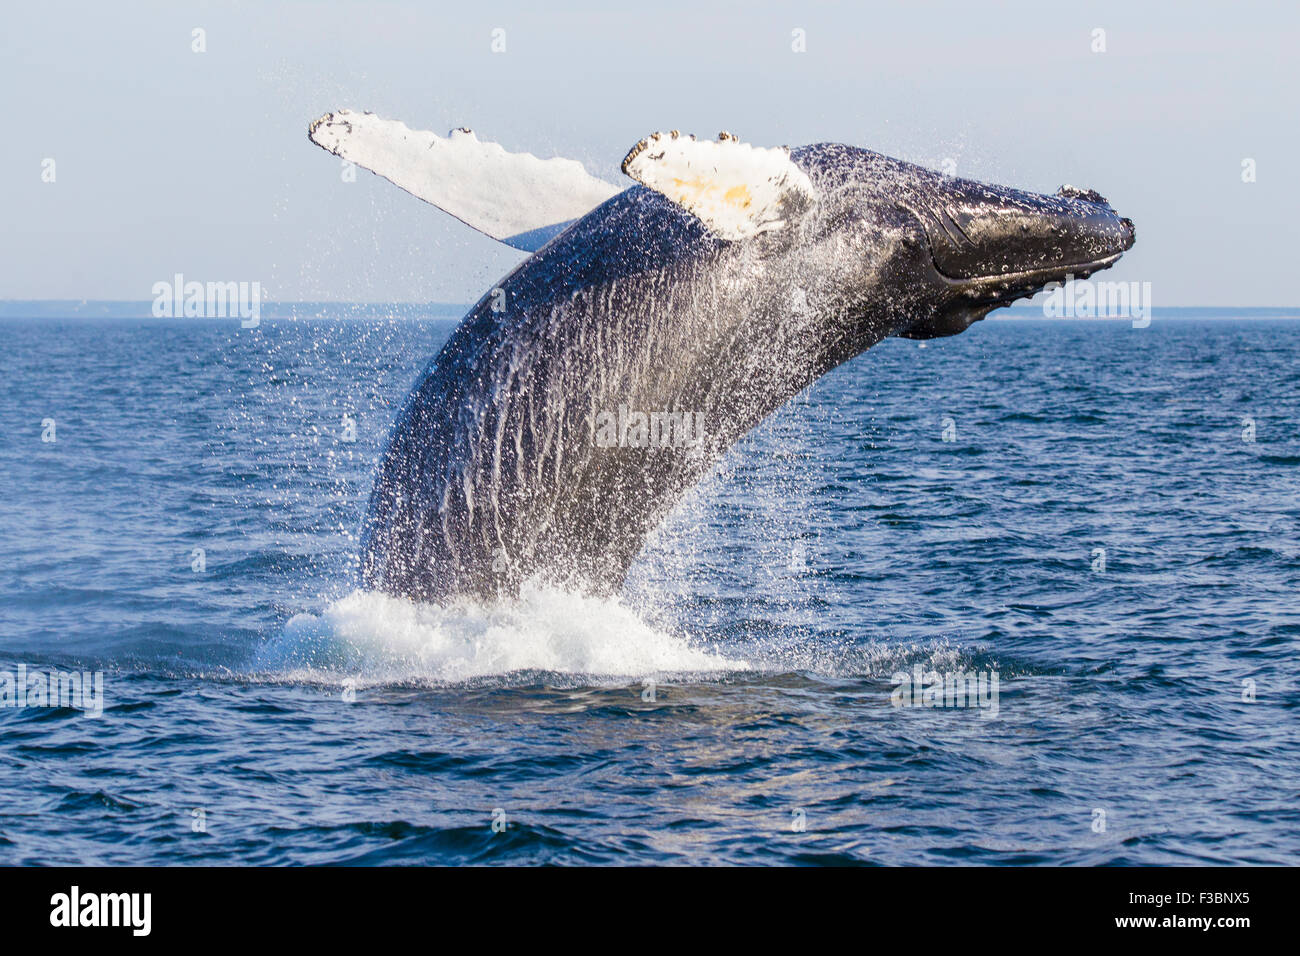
309 111 1136 601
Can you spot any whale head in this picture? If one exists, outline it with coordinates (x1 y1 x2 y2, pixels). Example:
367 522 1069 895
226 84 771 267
799 146 1136 342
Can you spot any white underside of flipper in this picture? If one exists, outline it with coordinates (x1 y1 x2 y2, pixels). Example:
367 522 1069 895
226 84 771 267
622 132 818 240
309 110 623 251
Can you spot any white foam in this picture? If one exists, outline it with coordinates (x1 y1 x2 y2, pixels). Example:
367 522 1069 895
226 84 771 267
255 583 746 687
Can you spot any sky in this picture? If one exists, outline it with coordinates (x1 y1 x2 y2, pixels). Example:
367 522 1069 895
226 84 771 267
2 0 1296 306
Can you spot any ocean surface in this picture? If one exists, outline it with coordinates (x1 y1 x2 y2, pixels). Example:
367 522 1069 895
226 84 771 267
1 309 1297 865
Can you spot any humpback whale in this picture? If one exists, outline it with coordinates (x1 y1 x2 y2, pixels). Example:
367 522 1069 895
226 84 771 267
309 111 1136 602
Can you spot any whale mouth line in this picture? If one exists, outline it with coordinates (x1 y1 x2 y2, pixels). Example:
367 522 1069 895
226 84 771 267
936 252 1126 306
941 251 1123 291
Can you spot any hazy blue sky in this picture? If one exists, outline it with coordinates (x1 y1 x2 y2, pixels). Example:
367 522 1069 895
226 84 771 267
3 0 1296 305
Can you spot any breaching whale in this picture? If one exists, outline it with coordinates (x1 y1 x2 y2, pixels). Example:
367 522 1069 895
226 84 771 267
309 111 1136 602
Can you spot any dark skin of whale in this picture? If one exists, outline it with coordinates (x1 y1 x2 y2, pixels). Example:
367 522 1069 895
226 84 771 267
361 143 1136 602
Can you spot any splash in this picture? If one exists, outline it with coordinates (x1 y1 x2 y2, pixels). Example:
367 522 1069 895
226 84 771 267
255 582 746 686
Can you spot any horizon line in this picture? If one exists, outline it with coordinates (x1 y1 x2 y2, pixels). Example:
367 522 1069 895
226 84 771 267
2 299 1299 310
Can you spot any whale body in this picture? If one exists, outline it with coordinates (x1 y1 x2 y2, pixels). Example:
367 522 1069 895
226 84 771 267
308 114 1135 602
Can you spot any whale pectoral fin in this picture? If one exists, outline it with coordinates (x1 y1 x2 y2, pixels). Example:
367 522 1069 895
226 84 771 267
308 110 623 252
621 131 818 240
